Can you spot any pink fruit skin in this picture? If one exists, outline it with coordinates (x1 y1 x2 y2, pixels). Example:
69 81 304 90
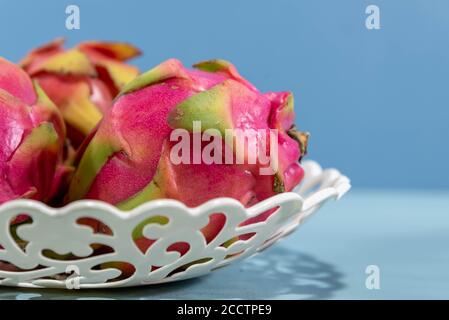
0 57 68 216
69 59 307 244
84 68 229 203
21 39 140 148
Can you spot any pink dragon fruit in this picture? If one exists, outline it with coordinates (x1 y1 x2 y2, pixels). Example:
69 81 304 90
67 59 308 253
0 57 70 212
20 38 141 147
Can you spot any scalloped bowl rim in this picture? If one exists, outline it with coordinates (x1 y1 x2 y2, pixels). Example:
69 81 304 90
0 160 351 289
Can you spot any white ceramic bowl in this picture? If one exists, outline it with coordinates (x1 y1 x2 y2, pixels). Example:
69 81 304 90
0 160 350 289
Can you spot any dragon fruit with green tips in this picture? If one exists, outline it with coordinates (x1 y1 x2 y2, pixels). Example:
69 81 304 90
67 58 309 249
21 38 141 148
0 57 70 216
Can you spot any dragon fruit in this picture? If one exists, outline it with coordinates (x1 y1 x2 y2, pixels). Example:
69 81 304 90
0 57 69 213
20 38 141 147
67 59 308 253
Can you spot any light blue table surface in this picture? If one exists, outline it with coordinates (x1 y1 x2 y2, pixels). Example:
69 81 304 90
0 190 448 300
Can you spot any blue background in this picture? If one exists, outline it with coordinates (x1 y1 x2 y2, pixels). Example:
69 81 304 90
1 0 448 189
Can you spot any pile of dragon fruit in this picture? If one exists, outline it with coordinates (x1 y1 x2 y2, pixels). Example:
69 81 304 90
0 39 309 219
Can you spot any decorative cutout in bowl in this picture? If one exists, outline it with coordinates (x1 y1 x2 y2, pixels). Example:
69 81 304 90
0 160 350 289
